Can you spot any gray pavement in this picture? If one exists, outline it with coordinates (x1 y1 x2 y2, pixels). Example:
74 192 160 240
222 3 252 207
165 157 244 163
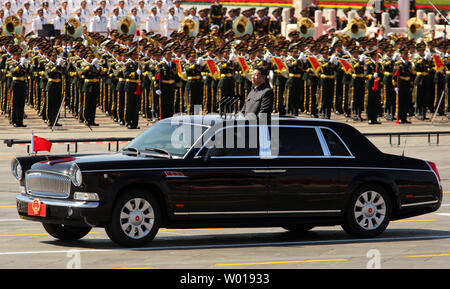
0 104 449 269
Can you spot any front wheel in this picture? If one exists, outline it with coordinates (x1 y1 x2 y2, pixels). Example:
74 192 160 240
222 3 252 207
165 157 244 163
342 184 392 238
43 223 92 241
105 190 161 247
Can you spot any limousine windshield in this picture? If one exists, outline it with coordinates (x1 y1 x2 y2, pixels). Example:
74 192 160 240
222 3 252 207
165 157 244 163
123 120 210 158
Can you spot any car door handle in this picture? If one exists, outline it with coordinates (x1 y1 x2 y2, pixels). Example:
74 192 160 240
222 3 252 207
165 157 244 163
252 169 287 174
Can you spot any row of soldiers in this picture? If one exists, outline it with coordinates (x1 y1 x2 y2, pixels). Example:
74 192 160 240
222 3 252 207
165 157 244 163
1 28 450 129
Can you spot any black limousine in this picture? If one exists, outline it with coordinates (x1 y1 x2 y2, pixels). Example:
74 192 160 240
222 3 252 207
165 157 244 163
12 116 442 247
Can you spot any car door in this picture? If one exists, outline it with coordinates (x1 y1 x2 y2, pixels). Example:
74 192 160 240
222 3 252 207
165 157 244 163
266 125 351 215
183 124 270 218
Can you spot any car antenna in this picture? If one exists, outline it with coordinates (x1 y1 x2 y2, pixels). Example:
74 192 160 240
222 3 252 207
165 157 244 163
401 135 407 157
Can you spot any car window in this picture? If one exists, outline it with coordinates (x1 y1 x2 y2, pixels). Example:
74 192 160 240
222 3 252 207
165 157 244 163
204 126 260 158
124 121 209 157
275 127 323 157
321 128 351 156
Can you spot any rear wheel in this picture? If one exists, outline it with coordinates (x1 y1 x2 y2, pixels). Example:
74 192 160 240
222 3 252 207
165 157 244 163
105 190 160 247
43 223 92 241
342 184 392 238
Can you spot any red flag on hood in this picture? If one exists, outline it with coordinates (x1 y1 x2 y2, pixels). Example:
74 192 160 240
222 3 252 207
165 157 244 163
31 132 52 153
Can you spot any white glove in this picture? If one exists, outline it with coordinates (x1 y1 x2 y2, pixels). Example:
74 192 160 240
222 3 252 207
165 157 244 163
156 89 162 95
264 53 272 62
137 68 141 75
196 57 204 66
56 58 64 66
298 52 307 62
373 72 378 78
20 57 26 66
394 87 399 94
330 54 337 65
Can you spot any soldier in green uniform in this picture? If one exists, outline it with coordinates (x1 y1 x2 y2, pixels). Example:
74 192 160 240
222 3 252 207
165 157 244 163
107 49 120 123
45 50 64 127
156 48 177 119
341 53 353 118
272 46 288 115
198 9 211 36
8 48 28 127
140 46 153 119
216 46 235 105
381 44 396 121
269 8 282 36
115 51 127 125
412 42 431 120
304 44 320 118
79 52 101 126
38 50 49 122
184 49 203 115
394 46 413 124
284 43 304 116
202 44 218 114
123 51 140 129
364 49 382 124
318 47 335 119
349 46 365 121
210 1 223 27
332 40 345 115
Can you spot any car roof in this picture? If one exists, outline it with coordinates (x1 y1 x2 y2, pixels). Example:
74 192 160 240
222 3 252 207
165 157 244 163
161 114 341 127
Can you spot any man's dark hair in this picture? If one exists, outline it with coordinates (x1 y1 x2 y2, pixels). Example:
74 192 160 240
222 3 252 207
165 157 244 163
254 66 269 77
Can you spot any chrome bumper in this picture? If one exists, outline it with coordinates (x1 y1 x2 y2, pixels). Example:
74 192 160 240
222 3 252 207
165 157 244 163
16 194 99 209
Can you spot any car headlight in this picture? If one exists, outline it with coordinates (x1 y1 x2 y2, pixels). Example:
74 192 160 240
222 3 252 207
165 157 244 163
11 159 22 181
70 164 83 187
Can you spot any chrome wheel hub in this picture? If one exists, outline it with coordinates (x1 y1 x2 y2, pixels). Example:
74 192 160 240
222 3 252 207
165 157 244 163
354 191 386 230
120 198 154 239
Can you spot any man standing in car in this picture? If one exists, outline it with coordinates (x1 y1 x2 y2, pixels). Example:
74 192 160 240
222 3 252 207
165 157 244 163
241 66 273 119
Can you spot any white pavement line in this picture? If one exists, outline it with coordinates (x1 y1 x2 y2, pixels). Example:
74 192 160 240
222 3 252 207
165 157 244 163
0 219 23 222
436 213 450 217
1 234 450 256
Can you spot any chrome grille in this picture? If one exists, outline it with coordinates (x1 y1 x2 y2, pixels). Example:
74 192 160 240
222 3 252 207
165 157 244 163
25 171 71 199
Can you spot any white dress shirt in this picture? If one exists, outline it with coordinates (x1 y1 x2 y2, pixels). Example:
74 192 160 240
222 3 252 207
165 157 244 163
174 6 184 26
52 15 65 31
32 16 47 34
89 15 108 33
108 14 120 30
145 13 161 34
164 14 178 37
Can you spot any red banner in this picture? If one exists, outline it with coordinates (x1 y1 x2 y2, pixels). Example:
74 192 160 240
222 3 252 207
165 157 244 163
237 56 250 74
433 54 445 72
206 59 220 78
339 58 354 74
172 58 183 78
308 56 322 73
272 57 288 72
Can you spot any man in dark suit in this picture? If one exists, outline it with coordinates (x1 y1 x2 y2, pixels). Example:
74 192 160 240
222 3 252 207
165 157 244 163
241 66 273 119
